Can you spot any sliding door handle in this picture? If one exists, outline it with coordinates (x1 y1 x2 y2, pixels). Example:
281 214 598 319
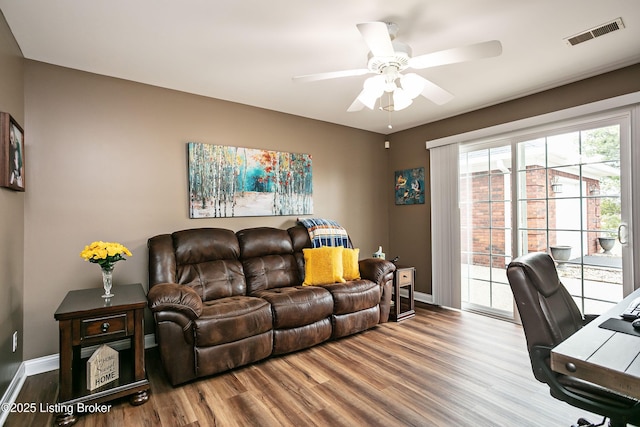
618 223 629 245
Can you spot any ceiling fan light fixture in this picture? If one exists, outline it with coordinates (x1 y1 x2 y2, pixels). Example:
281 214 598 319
358 75 386 109
392 87 413 111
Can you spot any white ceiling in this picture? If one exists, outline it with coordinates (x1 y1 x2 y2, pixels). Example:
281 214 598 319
1 0 639 134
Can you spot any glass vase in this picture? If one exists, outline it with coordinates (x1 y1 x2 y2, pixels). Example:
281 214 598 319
101 265 115 298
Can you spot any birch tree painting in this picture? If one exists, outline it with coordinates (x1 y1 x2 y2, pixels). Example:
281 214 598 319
188 142 313 218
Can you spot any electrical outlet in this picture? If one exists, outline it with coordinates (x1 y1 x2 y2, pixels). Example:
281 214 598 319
12 331 17 352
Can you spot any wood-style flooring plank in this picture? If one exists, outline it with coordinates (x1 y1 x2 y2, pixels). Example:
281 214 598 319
4 304 598 427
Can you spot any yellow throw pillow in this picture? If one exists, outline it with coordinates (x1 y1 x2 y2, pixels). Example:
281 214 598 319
303 246 346 286
342 248 361 281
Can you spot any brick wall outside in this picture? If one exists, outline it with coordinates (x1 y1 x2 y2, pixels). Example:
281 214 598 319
462 166 601 266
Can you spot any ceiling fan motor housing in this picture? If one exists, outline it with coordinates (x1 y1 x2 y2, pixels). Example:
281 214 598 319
367 41 412 75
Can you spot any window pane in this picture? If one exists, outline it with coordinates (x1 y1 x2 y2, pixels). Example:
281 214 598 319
518 200 547 229
550 197 582 231
518 230 548 253
468 174 490 201
547 132 580 167
491 202 511 227
518 138 545 170
581 125 620 163
518 169 547 200
490 146 511 174
583 161 620 196
592 196 621 235
548 167 581 199
490 229 508 255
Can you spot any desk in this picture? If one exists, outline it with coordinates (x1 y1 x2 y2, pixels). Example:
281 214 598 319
551 289 640 400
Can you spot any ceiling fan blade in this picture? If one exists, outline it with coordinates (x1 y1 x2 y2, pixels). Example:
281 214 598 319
357 22 395 57
347 96 365 112
417 75 454 105
409 40 502 70
292 68 369 83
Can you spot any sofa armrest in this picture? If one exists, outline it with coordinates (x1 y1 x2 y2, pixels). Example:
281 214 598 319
147 283 203 320
359 258 396 323
359 258 396 284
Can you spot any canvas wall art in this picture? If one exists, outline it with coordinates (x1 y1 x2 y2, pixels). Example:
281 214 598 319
188 142 313 218
395 167 425 205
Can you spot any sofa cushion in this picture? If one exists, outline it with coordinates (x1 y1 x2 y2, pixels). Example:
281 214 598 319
302 246 346 286
323 280 381 315
237 227 293 258
238 227 301 293
172 228 246 301
243 254 300 293
253 286 333 329
177 259 246 301
194 296 272 346
174 228 240 264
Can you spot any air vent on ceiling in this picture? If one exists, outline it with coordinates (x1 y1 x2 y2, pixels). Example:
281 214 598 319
565 18 625 46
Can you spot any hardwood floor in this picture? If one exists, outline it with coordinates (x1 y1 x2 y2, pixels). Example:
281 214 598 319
5 304 598 427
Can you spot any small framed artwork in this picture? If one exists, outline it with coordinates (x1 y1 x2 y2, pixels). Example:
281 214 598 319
0 112 25 191
395 167 425 205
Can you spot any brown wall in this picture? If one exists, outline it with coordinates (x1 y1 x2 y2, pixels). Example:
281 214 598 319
23 61 389 359
0 10 24 398
388 63 640 296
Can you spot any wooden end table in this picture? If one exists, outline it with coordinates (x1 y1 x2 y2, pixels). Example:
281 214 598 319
54 283 150 426
391 266 416 321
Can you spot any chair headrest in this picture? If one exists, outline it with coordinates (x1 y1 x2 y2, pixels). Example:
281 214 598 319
508 252 561 298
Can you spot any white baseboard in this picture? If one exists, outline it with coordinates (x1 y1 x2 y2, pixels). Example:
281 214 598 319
415 291 433 304
0 363 27 426
23 334 157 376
0 333 156 425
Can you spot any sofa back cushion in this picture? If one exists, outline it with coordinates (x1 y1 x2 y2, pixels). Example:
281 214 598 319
288 225 313 282
171 228 246 301
237 227 301 294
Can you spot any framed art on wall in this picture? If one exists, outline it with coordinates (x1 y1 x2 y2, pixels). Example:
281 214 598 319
0 112 25 191
188 142 313 218
395 167 425 205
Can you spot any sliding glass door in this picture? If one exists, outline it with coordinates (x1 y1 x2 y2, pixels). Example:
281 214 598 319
516 119 630 313
460 145 514 317
460 115 632 319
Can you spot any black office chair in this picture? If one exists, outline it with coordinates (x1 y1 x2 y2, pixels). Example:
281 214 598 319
507 252 640 427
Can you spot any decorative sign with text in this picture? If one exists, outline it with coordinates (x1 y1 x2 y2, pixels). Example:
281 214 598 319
87 344 119 391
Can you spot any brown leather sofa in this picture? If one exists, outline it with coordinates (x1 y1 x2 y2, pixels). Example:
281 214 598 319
147 225 396 385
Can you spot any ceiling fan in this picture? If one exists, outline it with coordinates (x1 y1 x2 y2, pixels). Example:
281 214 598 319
293 22 502 112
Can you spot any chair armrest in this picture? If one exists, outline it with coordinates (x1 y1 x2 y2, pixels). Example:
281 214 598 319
147 283 203 320
358 258 396 285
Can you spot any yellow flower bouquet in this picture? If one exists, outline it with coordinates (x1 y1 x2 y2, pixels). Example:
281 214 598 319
80 241 132 269
80 241 132 298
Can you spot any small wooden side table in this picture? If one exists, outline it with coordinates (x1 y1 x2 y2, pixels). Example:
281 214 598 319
391 266 416 321
54 283 150 426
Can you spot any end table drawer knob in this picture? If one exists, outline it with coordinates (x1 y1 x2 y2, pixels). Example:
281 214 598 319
101 322 110 332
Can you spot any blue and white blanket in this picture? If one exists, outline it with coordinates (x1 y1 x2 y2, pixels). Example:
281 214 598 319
298 218 352 248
